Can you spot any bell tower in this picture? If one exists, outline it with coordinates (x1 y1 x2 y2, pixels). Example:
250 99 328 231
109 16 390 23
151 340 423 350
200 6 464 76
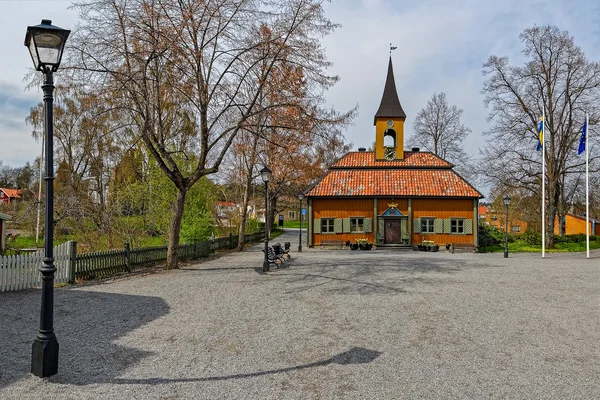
374 57 406 161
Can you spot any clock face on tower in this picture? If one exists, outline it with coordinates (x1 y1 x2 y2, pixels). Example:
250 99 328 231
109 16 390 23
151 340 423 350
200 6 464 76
384 147 396 160
386 120 394 127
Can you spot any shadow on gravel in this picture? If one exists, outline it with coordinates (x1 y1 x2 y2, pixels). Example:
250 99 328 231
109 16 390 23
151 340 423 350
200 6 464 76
277 258 466 295
110 346 381 385
0 288 169 388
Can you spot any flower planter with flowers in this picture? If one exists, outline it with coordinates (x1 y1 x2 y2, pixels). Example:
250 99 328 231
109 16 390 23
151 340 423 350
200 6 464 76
356 238 373 250
419 240 439 252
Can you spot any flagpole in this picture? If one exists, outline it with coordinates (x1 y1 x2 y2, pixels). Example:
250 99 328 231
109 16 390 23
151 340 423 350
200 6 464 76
586 113 589 259
542 110 545 258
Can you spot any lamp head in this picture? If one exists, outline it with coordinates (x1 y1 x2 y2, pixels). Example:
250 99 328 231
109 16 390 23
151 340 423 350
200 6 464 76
260 166 272 183
503 195 511 206
25 19 70 72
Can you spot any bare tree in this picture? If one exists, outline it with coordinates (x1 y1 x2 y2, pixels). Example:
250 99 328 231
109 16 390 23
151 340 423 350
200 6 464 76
68 0 341 268
410 92 471 163
480 25 600 247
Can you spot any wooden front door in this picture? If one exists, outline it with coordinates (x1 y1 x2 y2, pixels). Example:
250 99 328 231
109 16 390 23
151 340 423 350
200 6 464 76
384 219 401 244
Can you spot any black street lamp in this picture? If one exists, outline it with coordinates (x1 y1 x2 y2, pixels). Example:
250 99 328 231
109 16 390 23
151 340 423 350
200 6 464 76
504 195 511 258
260 166 272 272
298 192 304 252
25 19 70 378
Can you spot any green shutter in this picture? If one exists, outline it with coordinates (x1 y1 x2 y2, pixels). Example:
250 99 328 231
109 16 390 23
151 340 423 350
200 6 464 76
444 219 452 234
464 219 473 234
434 218 444 233
401 219 409 240
314 218 321 234
413 218 421 233
377 219 385 244
343 218 351 233
334 218 343 233
364 218 372 233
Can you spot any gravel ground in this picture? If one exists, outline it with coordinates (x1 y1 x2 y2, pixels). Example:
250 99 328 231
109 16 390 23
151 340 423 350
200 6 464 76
1 229 599 399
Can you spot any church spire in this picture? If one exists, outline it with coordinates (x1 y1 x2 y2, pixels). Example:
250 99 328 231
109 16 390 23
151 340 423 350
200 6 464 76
374 57 406 125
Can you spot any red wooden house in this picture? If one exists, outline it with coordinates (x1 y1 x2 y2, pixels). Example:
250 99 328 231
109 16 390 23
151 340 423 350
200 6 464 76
0 188 26 204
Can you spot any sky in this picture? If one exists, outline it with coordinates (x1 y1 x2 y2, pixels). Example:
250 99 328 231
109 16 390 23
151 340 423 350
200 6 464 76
0 0 599 172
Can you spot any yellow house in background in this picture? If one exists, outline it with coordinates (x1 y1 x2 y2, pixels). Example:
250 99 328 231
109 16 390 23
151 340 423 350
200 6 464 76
554 213 600 236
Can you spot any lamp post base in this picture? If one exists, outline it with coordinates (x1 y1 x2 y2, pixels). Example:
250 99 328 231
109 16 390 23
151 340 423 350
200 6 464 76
298 245 302 252
31 336 59 377
504 251 508 258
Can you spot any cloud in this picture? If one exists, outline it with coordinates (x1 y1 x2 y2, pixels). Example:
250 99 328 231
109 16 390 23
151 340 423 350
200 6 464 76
321 0 600 159
0 0 597 172
0 82 41 166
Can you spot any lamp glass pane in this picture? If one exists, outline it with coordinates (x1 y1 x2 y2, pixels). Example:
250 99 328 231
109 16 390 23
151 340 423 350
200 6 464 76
34 33 62 64
28 36 39 69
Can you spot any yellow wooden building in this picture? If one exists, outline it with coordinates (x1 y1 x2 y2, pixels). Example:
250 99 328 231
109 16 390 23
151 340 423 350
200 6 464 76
305 58 483 249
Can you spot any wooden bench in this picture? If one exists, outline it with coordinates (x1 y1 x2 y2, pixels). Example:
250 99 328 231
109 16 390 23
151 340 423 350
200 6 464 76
273 242 291 259
319 239 344 249
263 246 286 268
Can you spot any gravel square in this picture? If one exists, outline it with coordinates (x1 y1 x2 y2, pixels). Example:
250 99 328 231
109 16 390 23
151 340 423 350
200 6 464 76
1 229 599 399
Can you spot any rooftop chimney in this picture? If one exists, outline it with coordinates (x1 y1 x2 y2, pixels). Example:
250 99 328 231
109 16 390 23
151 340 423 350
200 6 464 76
358 147 366 152
411 147 420 152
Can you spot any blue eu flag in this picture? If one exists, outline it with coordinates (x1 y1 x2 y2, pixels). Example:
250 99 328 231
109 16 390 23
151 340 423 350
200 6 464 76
578 120 587 155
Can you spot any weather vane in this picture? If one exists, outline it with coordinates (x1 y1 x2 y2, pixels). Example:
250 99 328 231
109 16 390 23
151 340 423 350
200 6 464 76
390 43 397 55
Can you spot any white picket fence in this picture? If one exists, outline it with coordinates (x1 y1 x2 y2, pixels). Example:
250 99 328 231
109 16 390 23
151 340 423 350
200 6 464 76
0 242 72 293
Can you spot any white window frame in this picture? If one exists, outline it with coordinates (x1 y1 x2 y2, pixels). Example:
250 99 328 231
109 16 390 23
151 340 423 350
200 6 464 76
288 211 296 220
421 217 435 233
350 217 365 233
321 218 335 233
451 218 465 234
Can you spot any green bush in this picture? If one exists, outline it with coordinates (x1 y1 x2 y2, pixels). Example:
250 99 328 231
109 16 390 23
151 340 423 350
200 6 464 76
478 224 502 249
554 233 597 243
522 229 542 245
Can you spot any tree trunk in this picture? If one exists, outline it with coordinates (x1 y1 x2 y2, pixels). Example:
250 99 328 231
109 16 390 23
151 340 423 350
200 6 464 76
546 188 559 248
237 134 260 251
237 190 249 251
269 196 278 233
166 187 187 269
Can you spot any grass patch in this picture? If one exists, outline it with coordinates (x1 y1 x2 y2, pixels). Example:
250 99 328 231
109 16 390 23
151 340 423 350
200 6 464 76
283 220 305 228
5 234 72 250
482 239 600 253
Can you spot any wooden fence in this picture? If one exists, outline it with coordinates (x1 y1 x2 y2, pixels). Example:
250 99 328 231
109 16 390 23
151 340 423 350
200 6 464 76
0 242 73 293
0 231 266 292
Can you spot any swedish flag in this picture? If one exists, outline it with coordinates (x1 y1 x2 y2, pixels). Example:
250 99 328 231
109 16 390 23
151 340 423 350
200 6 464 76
536 117 544 151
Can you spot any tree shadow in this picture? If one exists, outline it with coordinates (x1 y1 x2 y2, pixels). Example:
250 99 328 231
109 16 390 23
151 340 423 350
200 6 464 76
111 346 381 385
277 256 468 295
0 287 169 388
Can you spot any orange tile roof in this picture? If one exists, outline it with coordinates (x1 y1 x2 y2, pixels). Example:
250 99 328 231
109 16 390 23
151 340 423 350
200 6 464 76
332 151 453 168
1 188 22 198
306 169 482 198
478 205 488 215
